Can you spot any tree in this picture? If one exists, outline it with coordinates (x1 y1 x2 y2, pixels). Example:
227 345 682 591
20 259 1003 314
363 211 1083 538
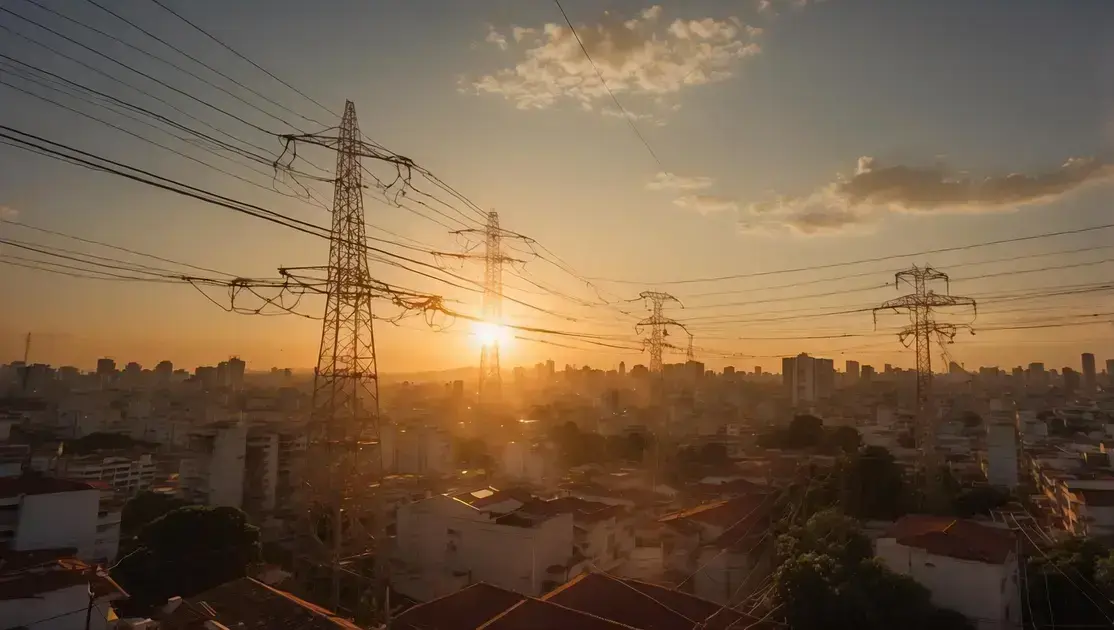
960 411 982 428
113 506 261 612
774 514 973 630
951 485 1010 518
698 442 729 466
828 426 861 454
1026 537 1114 628
839 446 907 520
121 491 188 537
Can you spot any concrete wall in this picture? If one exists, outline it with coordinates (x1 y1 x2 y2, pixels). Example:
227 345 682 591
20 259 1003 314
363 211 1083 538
0 584 114 630
209 424 247 508
15 490 100 560
876 539 1022 630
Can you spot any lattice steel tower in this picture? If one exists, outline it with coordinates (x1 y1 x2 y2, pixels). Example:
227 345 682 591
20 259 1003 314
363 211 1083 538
309 101 381 615
478 211 503 403
636 291 684 373
874 265 975 506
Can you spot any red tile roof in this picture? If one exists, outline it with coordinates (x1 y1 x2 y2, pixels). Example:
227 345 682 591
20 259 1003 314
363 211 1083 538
658 494 772 544
884 515 1017 564
393 582 525 630
478 597 637 629
0 475 99 499
543 572 775 630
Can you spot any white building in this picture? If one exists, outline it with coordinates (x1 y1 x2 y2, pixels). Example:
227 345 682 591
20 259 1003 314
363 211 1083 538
54 453 158 499
394 489 574 601
876 515 1021 630
381 424 453 476
178 421 302 515
984 412 1019 489
782 353 834 407
0 552 128 630
501 441 556 486
0 476 120 564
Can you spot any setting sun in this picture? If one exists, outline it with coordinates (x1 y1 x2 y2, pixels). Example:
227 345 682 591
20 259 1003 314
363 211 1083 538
472 321 512 348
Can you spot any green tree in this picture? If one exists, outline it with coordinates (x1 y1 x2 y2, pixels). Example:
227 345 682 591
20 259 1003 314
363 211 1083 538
1027 537 1114 628
777 509 872 567
839 446 907 520
951 485 1010 518
121 491 188 537
828 426 862 454
113 506 261 612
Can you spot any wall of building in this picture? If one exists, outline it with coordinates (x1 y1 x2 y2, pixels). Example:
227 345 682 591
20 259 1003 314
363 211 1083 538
209 424 247 508
15 490 100 560
986 422 1019 489
876 539 1021 630
0 584 114 630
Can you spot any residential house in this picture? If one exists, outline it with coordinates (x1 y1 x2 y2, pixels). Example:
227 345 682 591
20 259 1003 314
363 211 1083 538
157 577 360 629
876 515 1022 630
0 549 128 630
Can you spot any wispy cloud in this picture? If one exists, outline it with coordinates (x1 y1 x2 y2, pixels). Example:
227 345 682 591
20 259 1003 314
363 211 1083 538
673 194 739 214
739 156 1113 235
466 5 761 114
646 172 714 191
0 206 17 220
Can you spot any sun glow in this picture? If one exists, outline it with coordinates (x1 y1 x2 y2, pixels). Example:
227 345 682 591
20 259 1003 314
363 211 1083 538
472 321 512 348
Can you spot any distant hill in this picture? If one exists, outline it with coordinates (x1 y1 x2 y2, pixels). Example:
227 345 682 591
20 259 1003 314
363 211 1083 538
379 366 478 385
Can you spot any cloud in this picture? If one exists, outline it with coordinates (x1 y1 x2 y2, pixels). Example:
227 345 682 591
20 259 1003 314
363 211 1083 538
0 206 17 220
647 172 714 191
740 156 1113 235
601 107 665 127
485 26 508 51
468 5 761 112
673 194 739 214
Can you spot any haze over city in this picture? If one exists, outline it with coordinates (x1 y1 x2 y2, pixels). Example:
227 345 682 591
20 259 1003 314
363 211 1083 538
2 2 1114 630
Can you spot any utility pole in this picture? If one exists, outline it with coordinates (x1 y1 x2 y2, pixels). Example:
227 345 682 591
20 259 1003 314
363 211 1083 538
874 265 975 508
686 332 694 362
305 101 383 620
636 291 684 374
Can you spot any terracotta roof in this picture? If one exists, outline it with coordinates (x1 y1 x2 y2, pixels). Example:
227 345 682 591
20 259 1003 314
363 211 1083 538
542 572 771 630
659 494 772 537
393 582 525 630
884 515 1017 564
0 476 99 499
160 577 360 630
478 597 637 629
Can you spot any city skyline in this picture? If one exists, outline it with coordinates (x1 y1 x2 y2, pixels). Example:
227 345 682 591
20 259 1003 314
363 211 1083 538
2 0 1113 373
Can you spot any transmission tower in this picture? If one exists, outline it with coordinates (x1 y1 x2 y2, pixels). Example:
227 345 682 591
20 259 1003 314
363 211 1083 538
450 212 527 405
307 101 383 618
685 332 695 362
874 265 975 507
635 291 685 373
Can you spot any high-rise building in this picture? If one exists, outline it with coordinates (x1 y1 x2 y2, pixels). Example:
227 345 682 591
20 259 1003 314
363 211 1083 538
618 361 626 377
1082 353 1096 393
884 363 893 374
545 359 556 379
1063 367 1080 395
754 365 761 375
155 360 173 385
783 353 834 407
861 365 875 381
95 358 116 377
228 357 246 391
845 360 860 382
1028 362 1047 390
1107 359 1114 386
723 366 735 377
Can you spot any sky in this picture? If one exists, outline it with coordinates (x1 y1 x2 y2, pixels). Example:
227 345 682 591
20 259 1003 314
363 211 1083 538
1 0 1114 375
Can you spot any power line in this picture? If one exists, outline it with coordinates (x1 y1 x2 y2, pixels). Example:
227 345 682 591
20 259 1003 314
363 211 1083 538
145 0 337 119
587 222 1114 286
551 0 665 171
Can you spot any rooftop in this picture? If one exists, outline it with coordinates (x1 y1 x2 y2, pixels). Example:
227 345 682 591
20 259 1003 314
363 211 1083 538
478 597 636 630
543 572 772 630
0 557 127 601
393 583 525 630
0 475 99 499
884 515 1017 564
518 497 625 524
160 577 360 630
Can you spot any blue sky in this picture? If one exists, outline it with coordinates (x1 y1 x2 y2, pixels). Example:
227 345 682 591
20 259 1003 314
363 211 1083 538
1 0 1113 373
